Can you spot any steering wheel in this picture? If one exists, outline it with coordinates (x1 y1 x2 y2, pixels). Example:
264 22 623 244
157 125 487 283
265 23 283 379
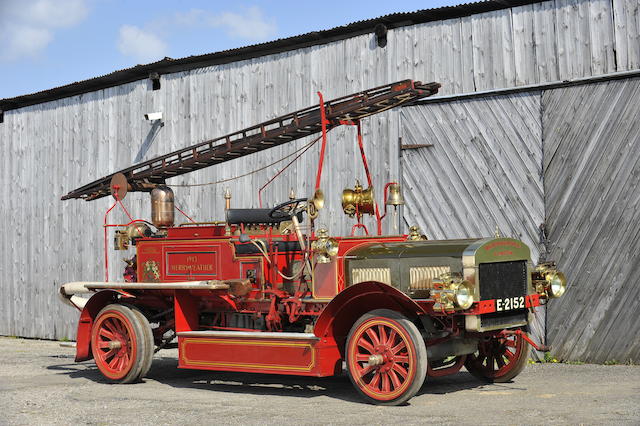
268 197 308 220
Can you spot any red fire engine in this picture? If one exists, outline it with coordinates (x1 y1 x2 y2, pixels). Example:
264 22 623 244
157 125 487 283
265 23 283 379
59 80 566 405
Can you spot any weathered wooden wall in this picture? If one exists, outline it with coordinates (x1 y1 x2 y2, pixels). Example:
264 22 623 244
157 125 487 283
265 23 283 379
0 0 638 363
543 77 640 363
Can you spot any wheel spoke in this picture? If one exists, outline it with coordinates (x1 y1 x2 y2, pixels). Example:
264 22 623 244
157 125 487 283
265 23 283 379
365 328 380 346
102 319 116 334
390 340 406 355
487 355 495 372
381 372 391 392
378 325 387 345
496 355 506 368
355 353 371 362
113 320 126 337
369 371 381 390
389 368 402 389
122 351 130 367
504 349 516 361
103 348 117 360
99 328 114 340
358 364 375 378
387 330 397 347
477 354 487 366
505 339 517 348
394 355 409 364
357 338 375 354
108 355 119 370
392 362 408 379
98 341 111 349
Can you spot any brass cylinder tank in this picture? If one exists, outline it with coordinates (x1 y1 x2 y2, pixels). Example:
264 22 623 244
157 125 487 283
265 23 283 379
151 185 175 228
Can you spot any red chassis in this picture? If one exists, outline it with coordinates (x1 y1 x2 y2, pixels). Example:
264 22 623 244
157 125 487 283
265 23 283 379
60 80 565 405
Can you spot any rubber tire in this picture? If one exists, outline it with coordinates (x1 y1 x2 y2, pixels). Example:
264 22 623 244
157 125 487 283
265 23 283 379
465 334 530 383
124 305 155 381
345 309 427 406
91 304 147 384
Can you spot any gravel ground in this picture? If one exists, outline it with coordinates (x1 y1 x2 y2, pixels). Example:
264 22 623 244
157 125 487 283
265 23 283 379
0 336 638 425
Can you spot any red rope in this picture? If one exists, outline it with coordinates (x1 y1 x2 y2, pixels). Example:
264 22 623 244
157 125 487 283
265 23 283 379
356 122 382 235
258 133 323 207
314 91 330 191
175 203 196 223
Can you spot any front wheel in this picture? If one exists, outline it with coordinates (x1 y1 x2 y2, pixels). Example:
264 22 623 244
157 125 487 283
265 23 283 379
464 331 530 383
345 309 427 406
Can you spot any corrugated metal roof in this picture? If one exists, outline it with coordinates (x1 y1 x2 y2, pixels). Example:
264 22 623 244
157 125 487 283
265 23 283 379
0 0 542 111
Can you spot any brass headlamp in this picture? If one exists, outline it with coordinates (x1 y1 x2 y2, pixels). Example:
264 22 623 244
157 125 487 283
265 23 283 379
431 272 475 311
311 228 339 263
533 262 567 299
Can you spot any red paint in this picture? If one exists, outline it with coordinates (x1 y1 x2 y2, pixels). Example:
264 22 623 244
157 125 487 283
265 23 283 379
178 336 340 377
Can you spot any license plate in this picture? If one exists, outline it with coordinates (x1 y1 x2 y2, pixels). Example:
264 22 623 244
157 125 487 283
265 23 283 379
495 296 525 311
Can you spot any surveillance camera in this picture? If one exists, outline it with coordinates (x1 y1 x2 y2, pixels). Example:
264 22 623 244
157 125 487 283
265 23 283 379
144 112 163 121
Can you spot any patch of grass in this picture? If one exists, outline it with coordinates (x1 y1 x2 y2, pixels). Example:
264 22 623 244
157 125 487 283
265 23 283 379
565 360 585 365
529 351 560 364
59 337 70 342
603 359 619 365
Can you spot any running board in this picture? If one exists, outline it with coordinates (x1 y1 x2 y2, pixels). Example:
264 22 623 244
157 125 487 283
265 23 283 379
177 330 318 340
177 330 339 377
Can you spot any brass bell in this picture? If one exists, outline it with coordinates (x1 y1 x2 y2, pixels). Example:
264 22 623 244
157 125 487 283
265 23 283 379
385 183 405 206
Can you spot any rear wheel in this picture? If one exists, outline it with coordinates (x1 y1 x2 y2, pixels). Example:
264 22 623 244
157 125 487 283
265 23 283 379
127 306 154 380
91 304 149 383
465 331 529 383
345 309 427 406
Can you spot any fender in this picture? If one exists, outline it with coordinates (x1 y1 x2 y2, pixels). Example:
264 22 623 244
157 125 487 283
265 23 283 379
74 290 130 361
313 281 426 357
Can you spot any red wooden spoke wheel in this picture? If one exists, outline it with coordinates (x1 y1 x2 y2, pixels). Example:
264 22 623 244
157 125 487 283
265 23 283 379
346 309 427 406
464 331 530 383
90 304 148 383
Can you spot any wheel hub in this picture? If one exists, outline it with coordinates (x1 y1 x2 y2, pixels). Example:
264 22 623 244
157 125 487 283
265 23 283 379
367 354 384 366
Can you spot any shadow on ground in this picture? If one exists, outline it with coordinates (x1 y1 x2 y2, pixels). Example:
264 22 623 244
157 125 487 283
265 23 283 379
47 353 493 404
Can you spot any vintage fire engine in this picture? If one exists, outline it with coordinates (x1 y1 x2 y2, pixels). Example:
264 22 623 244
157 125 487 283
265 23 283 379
59 80 566 405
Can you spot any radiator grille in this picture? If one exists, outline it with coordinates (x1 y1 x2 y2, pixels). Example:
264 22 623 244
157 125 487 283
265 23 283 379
478 260 527 301
409 266 450 290
478 260 528 329
352 268 391 285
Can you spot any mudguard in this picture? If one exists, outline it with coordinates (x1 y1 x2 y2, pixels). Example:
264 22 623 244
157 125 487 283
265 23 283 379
313 281 426 356
74 290 124 362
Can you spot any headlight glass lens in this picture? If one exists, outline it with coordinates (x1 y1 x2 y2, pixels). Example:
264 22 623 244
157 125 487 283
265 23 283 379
454 282 474 309
547 271 566 298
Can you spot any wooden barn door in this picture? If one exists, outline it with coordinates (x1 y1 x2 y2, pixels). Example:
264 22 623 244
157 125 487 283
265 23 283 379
399 92 546 345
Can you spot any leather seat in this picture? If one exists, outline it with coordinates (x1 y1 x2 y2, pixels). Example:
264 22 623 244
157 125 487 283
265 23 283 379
225 208 287 226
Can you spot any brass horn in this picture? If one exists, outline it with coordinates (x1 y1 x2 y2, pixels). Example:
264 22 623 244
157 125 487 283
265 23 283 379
308 188 325 220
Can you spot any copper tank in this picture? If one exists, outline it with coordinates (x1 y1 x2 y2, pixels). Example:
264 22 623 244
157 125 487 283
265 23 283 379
150 186 175 228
